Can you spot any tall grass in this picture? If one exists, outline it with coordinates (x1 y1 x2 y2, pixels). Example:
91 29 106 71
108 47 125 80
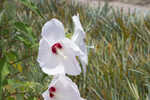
0 0 150 100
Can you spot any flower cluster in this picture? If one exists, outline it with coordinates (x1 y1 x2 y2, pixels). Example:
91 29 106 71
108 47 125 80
37 14 87 100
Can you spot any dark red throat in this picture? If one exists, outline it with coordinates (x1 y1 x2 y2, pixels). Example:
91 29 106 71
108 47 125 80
51 43 62 54
49 86 56 98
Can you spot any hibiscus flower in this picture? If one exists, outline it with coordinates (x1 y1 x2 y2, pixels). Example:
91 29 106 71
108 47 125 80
37 18 84 75
42 75 85 100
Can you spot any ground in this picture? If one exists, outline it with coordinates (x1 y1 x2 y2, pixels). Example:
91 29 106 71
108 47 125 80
78 0 150 14
108 0 150 7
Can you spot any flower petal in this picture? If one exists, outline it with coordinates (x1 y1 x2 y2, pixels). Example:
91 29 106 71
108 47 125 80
42 90 50 100
62 38 84 57
41 18 65 42
41 64 65 75
53 75 82 100
72 14 85 35
72 14 88 73
61 46 81 75
81 98 86 100
37 38 59 74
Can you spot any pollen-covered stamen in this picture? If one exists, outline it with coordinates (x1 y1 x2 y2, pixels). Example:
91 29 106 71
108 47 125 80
49 86 56 98
51 43 62 54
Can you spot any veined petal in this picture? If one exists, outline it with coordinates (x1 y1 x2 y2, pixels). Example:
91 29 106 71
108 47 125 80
42 90 51 100
41 64 65 75
37 38 59 73
61 46 81 75
72 14 85 44
41 18 65 42
72 14 84 34
62 38 84 57
55 76 81 100
72 14 88 73
54 75 83 100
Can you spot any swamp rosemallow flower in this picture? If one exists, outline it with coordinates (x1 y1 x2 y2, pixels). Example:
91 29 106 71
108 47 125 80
72 14 88 73
42 75 85 100
37 18 84 75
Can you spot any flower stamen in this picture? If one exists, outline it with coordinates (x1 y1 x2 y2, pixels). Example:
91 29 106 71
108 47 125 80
51 43 67 59
57 49 67 59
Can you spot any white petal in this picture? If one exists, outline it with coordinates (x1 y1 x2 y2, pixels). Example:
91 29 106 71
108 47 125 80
42 64 65 75
72 14 84 34
81 98 86 100
53 75 82 100
62 38 84 57
37 38 59 74
42 90 51 100
72 14 88 73
61 46 81 75
41 18 65 42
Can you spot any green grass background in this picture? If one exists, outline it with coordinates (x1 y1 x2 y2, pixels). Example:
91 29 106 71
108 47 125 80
0 0 150 100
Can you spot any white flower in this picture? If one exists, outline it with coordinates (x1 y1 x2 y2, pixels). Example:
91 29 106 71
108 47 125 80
42 75 85 100
72 14 88 74
37 19 84 75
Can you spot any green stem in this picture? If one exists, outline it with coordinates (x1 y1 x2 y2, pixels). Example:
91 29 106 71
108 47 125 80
0 0 5 12
0 57 5 100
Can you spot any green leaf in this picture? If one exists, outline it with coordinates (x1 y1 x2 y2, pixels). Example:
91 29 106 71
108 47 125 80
0 10 5 23
7 51 17 62
16 36 31 47
7 79 24 89
1 63 9 82
14 22 36 47
14 22 28 33
16 94 24 100
19 0 44 19
6 97 15 100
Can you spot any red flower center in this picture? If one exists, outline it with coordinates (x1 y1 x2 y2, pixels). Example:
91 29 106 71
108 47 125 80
51 43 62 54
49 86 56 98
50 93 54 98
49 86 56 92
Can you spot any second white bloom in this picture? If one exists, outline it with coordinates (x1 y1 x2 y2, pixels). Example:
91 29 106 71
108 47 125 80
42 75 85 100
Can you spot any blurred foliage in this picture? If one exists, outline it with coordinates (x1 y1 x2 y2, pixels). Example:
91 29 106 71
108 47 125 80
0 0 150 100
